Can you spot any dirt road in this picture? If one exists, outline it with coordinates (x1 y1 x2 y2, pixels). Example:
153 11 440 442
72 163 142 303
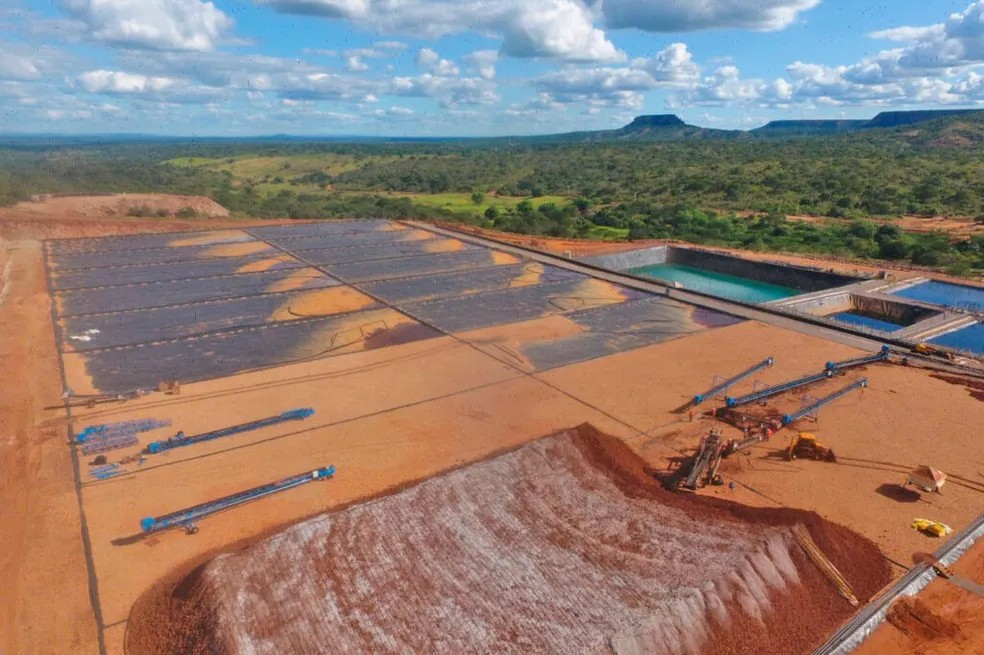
0 238 99 654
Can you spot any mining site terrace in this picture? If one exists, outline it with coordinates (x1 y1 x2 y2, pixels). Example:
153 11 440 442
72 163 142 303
1 213 983 655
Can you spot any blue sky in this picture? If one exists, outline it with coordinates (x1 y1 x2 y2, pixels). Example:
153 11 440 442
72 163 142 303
1 0 983 136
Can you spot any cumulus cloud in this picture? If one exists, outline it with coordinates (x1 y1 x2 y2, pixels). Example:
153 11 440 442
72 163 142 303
894 1 984 69
631 43 700 85
63 0 233 51
415 48 460 76
75 68 225 103
78 69 181 94
534 43 701 108
601 0 821 32
391 74 498 106
464 50 499 80
661 2 984 110
416 47 439 69
345 55 369 72
670 65 768 106
257 0 622 62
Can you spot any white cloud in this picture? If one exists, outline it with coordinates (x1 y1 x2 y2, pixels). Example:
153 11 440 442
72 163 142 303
895 1 984 68
534 43 701 108
464 50 499 80
391 74 498 106
78 69 181 94
415 48 460 76
432 59 460 76
345 55 369 72
114 49 382 102
601 0 821 32
869 25 945 42
416 47 439 69
0 53 41 80
62 0 233 51
47 108 94 120
258 0 622 62
631 43 700 85
75 68 227 103
673 65 766 106
662 2 984 110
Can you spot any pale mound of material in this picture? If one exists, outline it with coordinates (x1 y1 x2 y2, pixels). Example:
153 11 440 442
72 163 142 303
128 426 889 655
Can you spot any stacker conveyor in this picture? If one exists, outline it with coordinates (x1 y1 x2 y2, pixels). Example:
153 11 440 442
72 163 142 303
825 346 890 373
139 466 335 534
726 369 833 408
693 357 774 405
781 378 867 426
146 408 314 454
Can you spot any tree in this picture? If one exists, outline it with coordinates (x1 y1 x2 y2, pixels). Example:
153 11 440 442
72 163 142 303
471 191 485 205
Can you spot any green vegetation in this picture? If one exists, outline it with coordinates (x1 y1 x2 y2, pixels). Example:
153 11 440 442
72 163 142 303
1 112 983 272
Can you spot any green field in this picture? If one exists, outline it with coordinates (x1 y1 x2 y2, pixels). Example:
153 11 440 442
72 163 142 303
382 191 569 214
164 153 369 179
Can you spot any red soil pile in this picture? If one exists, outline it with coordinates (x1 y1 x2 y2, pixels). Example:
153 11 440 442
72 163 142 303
126 424 890 655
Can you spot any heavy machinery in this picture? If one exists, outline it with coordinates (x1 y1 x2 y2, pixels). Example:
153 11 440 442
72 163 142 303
914 343 955 361
140 466 335 534
722 431 767 457
692 357 774 406
785 432 836 462
146 408 314 454
912 518 953 538
680 429 726 491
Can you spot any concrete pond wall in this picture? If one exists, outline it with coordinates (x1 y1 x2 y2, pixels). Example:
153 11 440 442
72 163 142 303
779 291 940 327
584 246 860 293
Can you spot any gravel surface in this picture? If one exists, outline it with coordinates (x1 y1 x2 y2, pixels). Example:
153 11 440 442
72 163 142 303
127 425 890 655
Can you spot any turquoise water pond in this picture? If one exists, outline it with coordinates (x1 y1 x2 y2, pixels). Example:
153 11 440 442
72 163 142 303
629 263 800 304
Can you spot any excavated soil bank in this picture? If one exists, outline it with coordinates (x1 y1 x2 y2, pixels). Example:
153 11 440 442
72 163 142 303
127 424 889 655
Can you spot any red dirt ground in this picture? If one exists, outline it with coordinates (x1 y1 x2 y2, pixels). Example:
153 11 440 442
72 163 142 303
0 238 99 653
0 194 285 240
4 209 980 654
11 193 229 218
126 425 890 655
856 538 984 655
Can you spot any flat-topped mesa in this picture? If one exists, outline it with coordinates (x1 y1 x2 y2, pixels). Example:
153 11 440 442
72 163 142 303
865 109 983 128
754 120 868 135
623 114 687 129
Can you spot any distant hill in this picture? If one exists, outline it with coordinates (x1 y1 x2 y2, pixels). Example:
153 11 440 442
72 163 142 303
752 119 868 136
882 111 984 147
531 114 744 142
864 109 983 128
530 108 984 144
3 108 983 148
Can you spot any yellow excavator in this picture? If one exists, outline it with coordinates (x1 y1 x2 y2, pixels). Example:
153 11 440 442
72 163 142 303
914 343 955 361
912 518 952 538
785 432 836 462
